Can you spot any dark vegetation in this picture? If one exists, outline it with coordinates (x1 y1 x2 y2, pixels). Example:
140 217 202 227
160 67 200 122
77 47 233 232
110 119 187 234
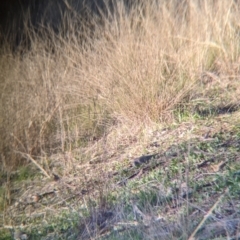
0 0 143 51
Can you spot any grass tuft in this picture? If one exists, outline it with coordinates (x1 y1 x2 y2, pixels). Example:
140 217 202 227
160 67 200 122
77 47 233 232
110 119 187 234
1 0 240 239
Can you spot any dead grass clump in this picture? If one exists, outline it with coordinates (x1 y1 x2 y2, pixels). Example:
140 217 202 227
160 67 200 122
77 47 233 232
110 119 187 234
1 0 240 171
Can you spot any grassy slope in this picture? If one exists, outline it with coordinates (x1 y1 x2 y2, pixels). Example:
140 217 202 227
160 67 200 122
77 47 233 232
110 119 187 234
0 0 240 239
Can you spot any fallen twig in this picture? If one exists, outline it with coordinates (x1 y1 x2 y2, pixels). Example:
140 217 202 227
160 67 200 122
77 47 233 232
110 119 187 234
188 188 229 240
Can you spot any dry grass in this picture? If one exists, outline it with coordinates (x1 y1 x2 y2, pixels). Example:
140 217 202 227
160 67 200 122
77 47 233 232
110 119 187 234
0 0 240 239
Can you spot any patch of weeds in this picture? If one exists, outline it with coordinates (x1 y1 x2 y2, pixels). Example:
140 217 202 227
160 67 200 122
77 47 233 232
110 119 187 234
0 229 11 240
145 169 165 183
104 193 119 207
127 173 170 206
0 170 7 185
234 126 240 138
220 168 240 196
13 165 36 182
136 189 159 208
102 229 143 240
26 210 80 240
202 171 238 194
0 186 7 212
190 101 240 119
169 158 185 176
176 106 203 122
195 106 215 119
188 150 203 163
0 171 8 211
197 141 216 152
119 168 132 179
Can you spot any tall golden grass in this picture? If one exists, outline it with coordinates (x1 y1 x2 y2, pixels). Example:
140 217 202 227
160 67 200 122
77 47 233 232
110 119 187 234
1 0 239 169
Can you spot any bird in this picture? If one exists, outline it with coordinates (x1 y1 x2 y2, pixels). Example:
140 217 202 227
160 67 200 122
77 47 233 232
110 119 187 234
132 153 158 167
